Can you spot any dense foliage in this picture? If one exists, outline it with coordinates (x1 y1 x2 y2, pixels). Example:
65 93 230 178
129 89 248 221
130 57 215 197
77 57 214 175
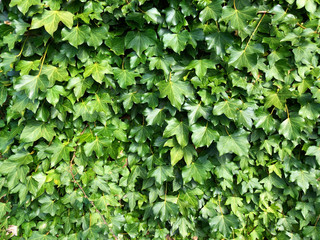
1 0 320 239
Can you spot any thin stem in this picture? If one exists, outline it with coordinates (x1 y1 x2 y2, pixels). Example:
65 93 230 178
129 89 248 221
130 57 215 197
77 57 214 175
244 13 266 51
225 126 230 136
233 0 237 10
285 104 290 119
296 22 306 29
37 43 50 76
315 214 320 226
270 107 275 115
16 37 29 57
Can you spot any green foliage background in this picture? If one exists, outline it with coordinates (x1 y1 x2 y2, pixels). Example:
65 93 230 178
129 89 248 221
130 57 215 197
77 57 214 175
1 0 320 239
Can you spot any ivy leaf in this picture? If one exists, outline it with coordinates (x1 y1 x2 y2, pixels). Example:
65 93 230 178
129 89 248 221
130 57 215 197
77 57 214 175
213 99 242 119
14 74 49 100
306 146 320 164
83 61 112 84
183 102 211 125
61 25 90 48
187 59 216 79
228 47 257 69
222 6 256 39
38 195 59 216
87 26 108 49
217 130 250 156
296 0 317 13
30 10 74 36
10 0 40 14
41 65 69 85
182 158 212 184
199 0 223 22
150 165 174 185
46 140 74 167
190 123 219 148
163 118 189 148
113 68 140 89
20 121 56 142
225 196 243 214
0 202 10 219
153 200 179 222
125 29 157 57
163 30 189 53
144 8 162 23
158 79 194 110
254 110 276 133
84 138 111 158
144 108 165 126
290 170 316 193
209 214 240 237
279 114 304 140
205 32 232 57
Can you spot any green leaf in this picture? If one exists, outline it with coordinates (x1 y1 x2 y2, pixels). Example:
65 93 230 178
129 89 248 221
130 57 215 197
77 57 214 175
182 158 212 184
278 114 304 140
217 130 250 156
144 108 165 126
83 61 112 84
39 195 59 216
125 29 157 56
228 47 257 69
254 110 276 133
30 10 74 36
290 170 316 193
14 74 49 100
41 65 69 85
205 32 232 57
163 118 189 148
84 138 111 158
213 99 242 119
306 146 320 164
20 121 56 142
187 59 216 79
163 30 189 53
113 68 139 89
86 26 108 49
190 123 219 148
46 140 74 167
0 202 10 219
153 200 179 221
209 214 240 237
183 102 211 125
10 0 40 14
158 79 194 110
144 8 162 23
225 196 243 214
150 165 174 185
61 25 90 48
222 6 256 39
296 0 317 13
199 0 223 22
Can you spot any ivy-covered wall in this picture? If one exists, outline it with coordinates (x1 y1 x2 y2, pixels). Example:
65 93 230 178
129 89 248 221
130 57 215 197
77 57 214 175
1 0 320 239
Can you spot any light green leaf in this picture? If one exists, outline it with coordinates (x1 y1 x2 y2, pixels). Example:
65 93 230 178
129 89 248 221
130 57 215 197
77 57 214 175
153 200 179 222
14 74 49 100
190 123 219 148
187 59 216 79
20 121 56 142
30 10 74 36
163 30 189 53
279 114 304 140
113 68 140 89
213 99 242 119
306 146 320 164
10 0 41 14
217 130 250 156
290 170 316 193
182 158 212 184
83 61 112 83
144 108 165 126
163 118 189 148
158 79 194 110
209 214 240 237
62 25 90 48
183 102 211 125
125 29 157 56
150 165 174 185
199 0 223 22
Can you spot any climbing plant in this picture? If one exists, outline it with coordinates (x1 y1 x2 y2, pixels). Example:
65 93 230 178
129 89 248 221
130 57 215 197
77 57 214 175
1 0 320 239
